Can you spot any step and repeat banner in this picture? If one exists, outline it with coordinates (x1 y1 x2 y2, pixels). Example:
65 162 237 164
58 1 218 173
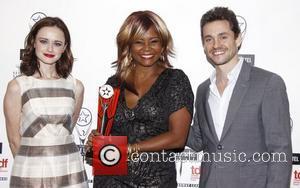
0 0 299 187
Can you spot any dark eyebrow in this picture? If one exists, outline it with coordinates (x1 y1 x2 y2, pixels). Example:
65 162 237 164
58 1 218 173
37 37 64 44
149 37 160 41
54 40 64 44
37 37 48 40
204 32 230 39
203 35 213 39
218 32 230 36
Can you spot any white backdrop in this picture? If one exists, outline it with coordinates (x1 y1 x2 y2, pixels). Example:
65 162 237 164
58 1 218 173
0 0 300 187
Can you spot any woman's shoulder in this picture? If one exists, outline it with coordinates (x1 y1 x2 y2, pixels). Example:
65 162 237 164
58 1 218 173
74 78 84 92
15 74 29 80
106 74 120 87
5 76 24 96
160 68 192 93
165 68 190 81
66 75 84 93
6 79 20 92
166 68 186 75
14 74 32 85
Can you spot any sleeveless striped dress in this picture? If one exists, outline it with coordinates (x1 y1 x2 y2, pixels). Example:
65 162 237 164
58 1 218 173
10 75 88 188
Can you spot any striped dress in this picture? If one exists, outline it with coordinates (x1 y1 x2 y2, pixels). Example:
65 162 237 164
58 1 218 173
10 75 88 188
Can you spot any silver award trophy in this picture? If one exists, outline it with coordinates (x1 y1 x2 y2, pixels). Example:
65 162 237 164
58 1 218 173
98 84 114 134
85 84 114 164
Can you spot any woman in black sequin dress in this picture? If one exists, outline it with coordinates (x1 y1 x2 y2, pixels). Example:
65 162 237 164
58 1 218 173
88 10 194 188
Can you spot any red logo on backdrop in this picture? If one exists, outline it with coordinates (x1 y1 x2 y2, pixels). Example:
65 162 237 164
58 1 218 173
191 166 201 175
294 170 300 185
0 158 9 172
190 165 201 181
92 136 127 175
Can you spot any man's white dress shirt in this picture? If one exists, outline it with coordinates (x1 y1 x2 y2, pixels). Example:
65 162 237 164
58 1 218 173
208 58 243 140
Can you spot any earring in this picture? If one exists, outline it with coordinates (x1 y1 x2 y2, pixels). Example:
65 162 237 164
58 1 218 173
128 54 133 63
127 54 135 68
159 54 165 62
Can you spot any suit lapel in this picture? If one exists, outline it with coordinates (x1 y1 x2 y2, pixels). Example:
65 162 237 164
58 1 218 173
220 61 251 141
202 81 219 144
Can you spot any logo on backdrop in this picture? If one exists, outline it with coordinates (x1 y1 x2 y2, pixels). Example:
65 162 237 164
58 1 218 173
293 170 300 186
191 165 201 182
77 107 92 127
29 12 47 28
239 54 255 66
76 107 93 156
236 16 253 67
13 65 21 78
0 143 2 154
0 158 9 172
292 154 300 185
0 176 8 182
236 15 247 41
176 148 199 176
293 153 300 165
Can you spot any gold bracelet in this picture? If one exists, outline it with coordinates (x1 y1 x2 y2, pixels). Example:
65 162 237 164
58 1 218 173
127 143 140 160
127 144 132 156
132 143 140 154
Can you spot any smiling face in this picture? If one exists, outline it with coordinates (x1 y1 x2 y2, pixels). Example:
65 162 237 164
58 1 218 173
202 20 241 67
131 26 163 68
34 26 66 65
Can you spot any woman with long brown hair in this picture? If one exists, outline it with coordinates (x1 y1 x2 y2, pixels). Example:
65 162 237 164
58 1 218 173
4 17 88 187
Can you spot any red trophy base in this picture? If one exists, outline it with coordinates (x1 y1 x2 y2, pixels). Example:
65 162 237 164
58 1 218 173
92 136 128 175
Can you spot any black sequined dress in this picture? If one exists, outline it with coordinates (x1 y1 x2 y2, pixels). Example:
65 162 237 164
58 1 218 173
94 69 194 188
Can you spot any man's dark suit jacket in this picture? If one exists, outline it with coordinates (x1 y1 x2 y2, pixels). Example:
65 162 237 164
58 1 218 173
187 61 292 188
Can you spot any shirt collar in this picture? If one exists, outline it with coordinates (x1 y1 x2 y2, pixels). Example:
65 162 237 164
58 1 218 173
210 57 244 84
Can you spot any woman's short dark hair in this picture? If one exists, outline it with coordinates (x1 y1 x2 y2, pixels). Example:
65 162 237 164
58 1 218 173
20 17 73 78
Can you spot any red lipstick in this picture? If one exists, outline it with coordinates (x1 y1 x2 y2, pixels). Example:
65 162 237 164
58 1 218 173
44 53 55 58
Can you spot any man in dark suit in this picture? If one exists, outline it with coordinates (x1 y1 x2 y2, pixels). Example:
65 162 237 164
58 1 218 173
187 7 292 188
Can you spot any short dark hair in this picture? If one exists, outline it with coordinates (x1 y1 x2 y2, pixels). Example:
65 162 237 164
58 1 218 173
200 7 240 42
20 17 73 78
